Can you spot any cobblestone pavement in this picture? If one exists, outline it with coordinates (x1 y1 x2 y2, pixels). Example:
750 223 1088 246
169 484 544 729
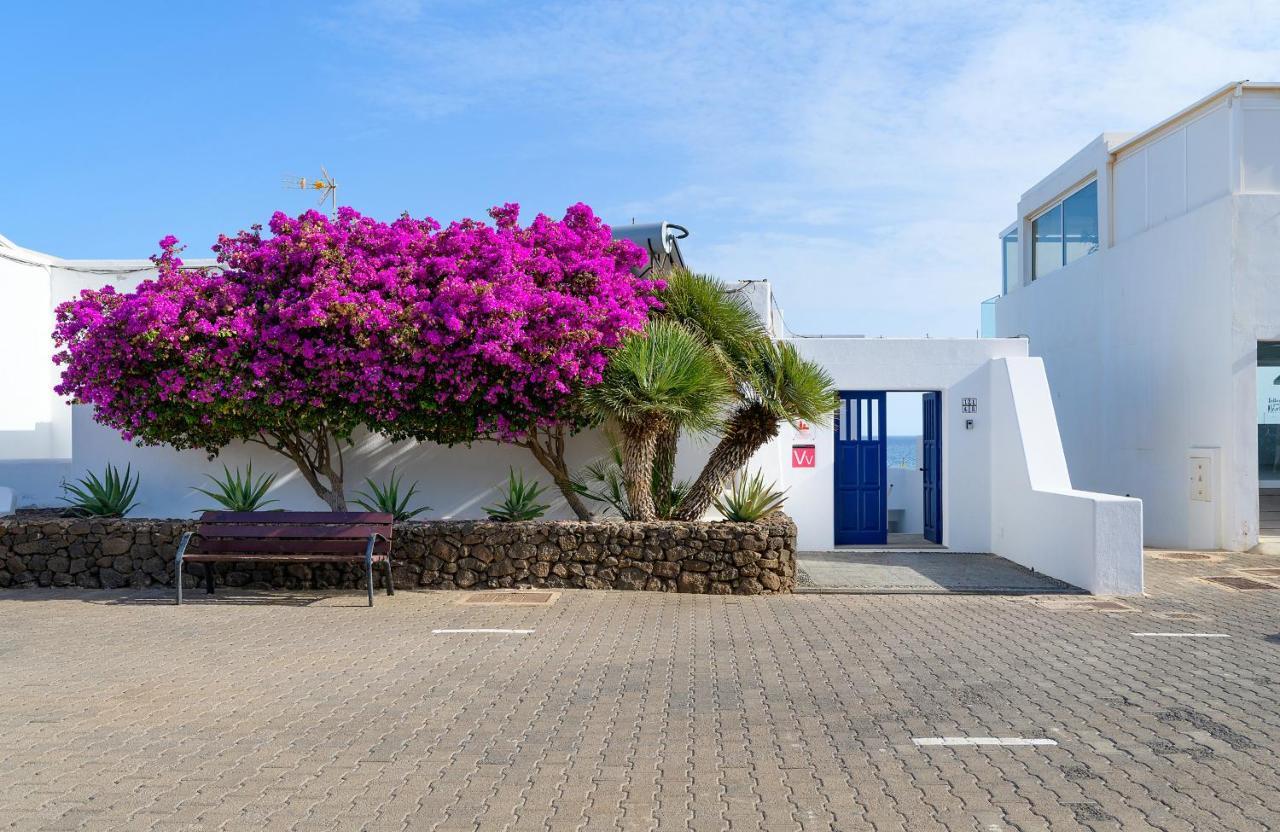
795 551 1078 593
2 549 1280 831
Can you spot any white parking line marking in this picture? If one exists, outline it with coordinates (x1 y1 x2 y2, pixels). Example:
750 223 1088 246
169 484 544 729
432 628 534 634
912 737 1057 747
1131 632 1230 638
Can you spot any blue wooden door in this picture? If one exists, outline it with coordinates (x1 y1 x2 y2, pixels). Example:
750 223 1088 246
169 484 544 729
922 391 942 544
834 392 887 545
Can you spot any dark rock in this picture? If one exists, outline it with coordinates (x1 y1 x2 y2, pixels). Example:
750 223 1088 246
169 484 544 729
98 568 127 589
0 514 796 596
677 572 711 593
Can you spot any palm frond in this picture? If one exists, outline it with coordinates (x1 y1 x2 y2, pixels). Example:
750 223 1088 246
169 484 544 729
748 340 839 427
586 319 734 434
658 269 769 381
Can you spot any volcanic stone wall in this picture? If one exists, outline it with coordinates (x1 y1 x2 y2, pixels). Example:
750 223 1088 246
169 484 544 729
0 515 797 595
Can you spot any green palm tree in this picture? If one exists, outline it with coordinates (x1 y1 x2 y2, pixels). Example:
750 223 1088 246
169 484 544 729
673 339 837 521
585 319 734 521
650 270 769 504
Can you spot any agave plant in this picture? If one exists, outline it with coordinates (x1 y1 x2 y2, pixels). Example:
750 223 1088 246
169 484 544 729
713 470 788 522
61 463 140 518
353 468 430 521
193 463 279 512
484 468 551 521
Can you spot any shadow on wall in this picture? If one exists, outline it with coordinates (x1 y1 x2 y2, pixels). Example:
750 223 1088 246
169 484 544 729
0 405 615 520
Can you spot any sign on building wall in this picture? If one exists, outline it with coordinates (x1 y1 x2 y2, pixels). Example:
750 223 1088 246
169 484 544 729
792 445 815 468
962 397 977 413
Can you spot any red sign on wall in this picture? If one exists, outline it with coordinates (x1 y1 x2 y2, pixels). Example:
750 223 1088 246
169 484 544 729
791 444 815 468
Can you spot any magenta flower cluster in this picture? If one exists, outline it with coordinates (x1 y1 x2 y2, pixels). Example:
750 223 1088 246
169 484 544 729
53 204 658 453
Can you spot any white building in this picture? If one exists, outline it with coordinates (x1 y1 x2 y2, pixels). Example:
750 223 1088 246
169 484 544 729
991 81 1280 553
0 225 1143 594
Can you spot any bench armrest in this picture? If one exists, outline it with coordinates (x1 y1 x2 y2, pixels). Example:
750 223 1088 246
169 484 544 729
174 531 194 563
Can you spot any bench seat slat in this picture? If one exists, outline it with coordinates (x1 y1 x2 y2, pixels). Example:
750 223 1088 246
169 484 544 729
192 539 389 555
199 511 393 524
183 552 389 563
197 524 389 540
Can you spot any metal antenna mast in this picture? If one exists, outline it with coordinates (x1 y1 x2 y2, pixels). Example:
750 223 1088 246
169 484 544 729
282 166 338 216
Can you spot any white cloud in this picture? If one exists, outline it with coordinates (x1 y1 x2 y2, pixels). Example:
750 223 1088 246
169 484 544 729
330 0 1280 335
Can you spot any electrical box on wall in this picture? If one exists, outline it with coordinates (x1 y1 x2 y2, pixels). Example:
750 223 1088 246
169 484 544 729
1190 455 1212 502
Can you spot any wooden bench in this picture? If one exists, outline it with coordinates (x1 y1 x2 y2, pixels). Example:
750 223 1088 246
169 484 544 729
174 512 395 606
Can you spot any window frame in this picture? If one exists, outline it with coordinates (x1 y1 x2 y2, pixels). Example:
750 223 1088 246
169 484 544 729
1000 226 1018 295
1028 177 1098 283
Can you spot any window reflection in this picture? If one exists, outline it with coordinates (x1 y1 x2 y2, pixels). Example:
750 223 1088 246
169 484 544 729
1063 181 1099 264
1033 203 1062 280
1030 180 1098 281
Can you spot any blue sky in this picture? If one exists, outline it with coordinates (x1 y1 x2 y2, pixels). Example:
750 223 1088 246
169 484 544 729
5 0 1280 337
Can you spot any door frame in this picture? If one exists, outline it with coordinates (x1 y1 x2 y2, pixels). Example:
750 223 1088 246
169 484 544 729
832 389 944 547
922 390 943 544
833 391 888 545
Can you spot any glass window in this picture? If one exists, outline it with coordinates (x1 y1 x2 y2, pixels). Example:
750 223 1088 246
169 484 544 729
1032 203 1062 280
1063 180 1099 265
1001 230 1018 294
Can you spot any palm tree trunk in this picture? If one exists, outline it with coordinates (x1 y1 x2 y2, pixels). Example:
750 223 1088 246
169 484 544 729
671 437 756 520
622 423 660 521
673 405 778 521
652 420 678 516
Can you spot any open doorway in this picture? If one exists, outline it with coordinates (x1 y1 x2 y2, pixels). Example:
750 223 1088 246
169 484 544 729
1257 343 1280 538
833 390 942 548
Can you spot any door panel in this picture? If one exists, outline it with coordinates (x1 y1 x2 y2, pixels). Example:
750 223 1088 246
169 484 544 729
922 391 942 544
834 392 887 544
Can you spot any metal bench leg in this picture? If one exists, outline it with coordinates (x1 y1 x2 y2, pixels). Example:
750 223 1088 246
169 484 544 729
364 535 377 607
384 558 394 596
205 562 215 595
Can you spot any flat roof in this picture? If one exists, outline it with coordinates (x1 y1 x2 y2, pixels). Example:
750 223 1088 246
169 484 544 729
1107 80 1280 157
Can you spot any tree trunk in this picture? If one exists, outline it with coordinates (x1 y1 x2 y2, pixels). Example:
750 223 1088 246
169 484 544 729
316 481 348 512
521 426 594 521
252 427 349 511
672 405 778 521
622 423 660 521
652 420 678 517
286 451 348 511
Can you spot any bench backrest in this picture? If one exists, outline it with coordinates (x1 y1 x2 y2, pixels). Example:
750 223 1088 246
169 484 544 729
193 511 395 556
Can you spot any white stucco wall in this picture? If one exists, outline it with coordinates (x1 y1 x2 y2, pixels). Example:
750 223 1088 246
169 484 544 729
774 339 1142 593
887 467 923 534
778 337 1020 556
995 84 1280 552
997 197 1236 549
988 358 1143 594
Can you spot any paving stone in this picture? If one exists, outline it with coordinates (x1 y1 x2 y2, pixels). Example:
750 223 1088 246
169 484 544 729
0 549 1278 830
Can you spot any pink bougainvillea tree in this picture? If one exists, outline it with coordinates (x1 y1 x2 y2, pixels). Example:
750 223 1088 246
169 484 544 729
52 204 657 513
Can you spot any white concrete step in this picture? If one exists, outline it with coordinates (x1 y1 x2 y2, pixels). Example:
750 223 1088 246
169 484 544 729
1251 537 1280 555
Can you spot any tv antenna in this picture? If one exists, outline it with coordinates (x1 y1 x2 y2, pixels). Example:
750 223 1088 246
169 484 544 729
283 166 338 215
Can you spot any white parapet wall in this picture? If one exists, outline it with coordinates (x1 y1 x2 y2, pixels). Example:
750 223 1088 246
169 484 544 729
988 357 1144 595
